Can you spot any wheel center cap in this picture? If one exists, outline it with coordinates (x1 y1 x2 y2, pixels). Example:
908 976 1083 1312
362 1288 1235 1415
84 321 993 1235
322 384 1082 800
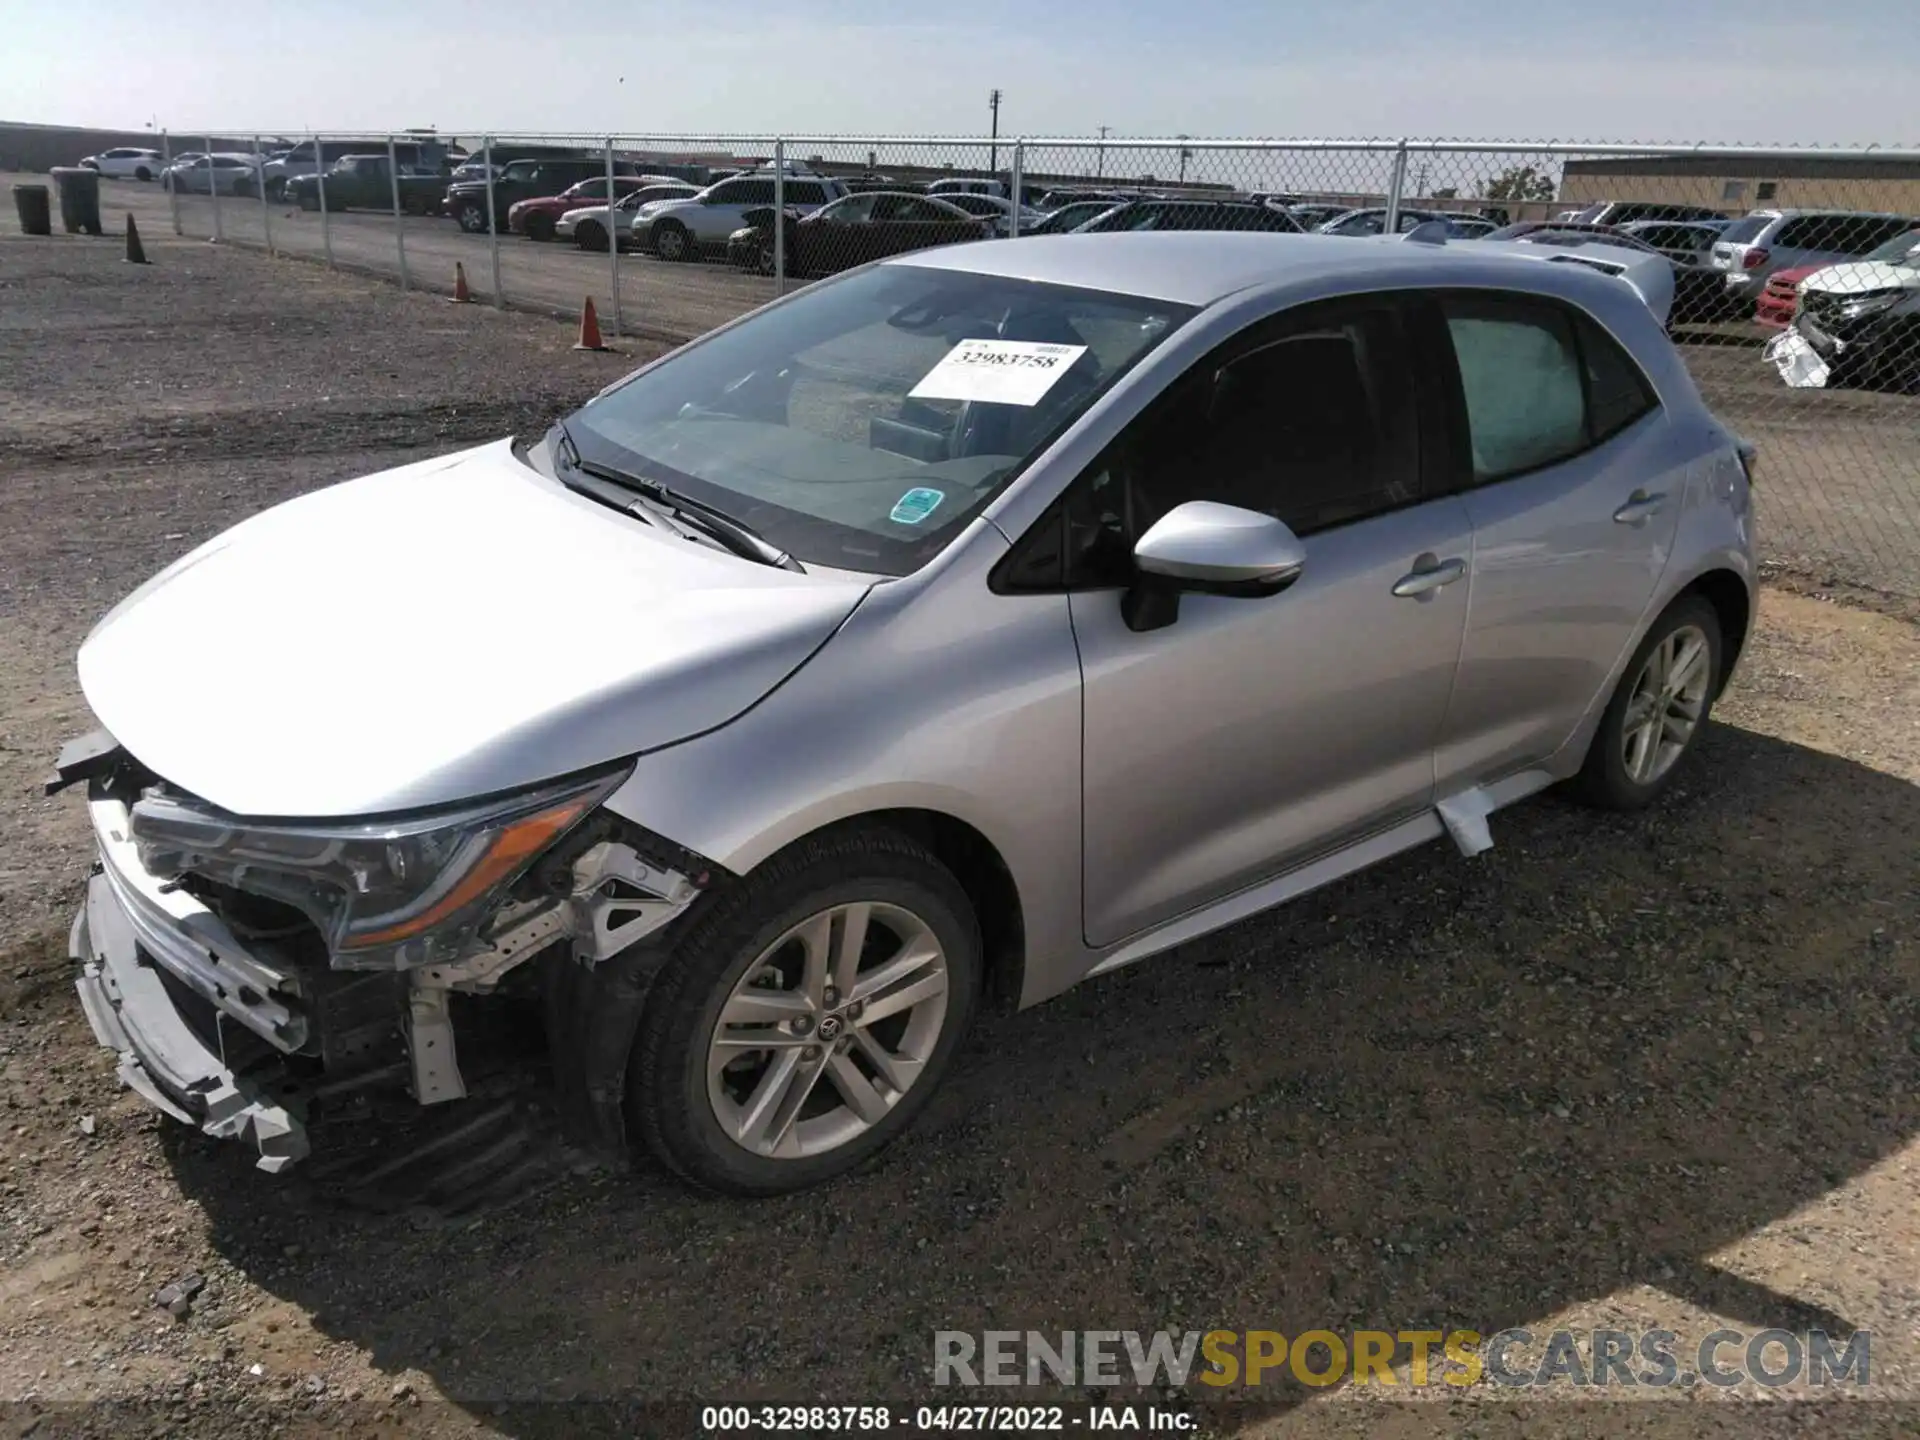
817 1014 845 1042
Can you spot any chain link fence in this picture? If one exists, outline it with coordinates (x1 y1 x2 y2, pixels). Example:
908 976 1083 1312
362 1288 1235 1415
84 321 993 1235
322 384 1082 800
133 131 1920 603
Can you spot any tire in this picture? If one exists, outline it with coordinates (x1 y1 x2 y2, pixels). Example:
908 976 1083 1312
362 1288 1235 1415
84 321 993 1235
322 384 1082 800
628 826 981 1195
651 218 692 261
134 166 151 182
458 201 490 234
526 214 555 243
299 192 318 212
1573 595 1723 810
575 219 606 252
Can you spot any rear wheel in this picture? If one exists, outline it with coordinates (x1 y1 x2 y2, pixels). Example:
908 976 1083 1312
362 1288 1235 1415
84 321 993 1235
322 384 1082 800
575 219 607 251
628 826 980 1195
134 166 151 182
1574 596 1723 810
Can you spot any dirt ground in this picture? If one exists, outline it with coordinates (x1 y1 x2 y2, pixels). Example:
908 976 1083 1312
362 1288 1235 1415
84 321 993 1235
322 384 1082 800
3 227 1919 1439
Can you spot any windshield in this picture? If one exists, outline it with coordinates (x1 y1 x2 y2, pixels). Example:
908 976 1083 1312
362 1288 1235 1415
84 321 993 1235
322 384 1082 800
1718 215 1774 244
565 264 1193 575
1866 229 1920 264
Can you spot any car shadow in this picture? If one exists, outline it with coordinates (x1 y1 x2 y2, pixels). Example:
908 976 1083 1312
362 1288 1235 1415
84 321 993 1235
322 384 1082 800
165 722 1920 1432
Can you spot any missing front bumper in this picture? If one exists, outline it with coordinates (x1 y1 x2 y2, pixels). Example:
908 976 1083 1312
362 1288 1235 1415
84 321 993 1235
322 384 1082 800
72 873 309 1173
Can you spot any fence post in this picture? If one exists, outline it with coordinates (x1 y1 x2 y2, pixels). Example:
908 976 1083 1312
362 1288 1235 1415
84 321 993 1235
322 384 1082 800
484 136 502 308
773 138 786 296
207 135 223 242
1009 140 1024 236
162 129 181 236
388 134 410 291
255 134 273 255
316 132 333 268
605 135 621 335
1384 139 1409 233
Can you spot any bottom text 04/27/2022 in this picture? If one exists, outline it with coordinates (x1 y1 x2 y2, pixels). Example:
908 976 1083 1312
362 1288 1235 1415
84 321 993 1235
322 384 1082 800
699 1403 1199 1433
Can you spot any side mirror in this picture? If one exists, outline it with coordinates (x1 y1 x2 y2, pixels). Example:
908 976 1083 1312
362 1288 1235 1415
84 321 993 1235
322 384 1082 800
1122 501 1306 633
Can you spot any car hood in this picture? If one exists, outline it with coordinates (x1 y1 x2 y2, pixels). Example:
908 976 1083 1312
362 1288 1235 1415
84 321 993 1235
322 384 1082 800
1801 260 1920 294
78 439 872 818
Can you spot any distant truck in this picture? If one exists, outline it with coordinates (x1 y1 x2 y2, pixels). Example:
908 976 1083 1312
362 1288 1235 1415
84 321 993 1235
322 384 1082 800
286 155 451 215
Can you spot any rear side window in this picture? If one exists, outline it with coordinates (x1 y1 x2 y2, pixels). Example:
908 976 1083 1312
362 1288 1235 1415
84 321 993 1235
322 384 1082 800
1440 296 1657 482
787 182 827 204
1719 214 1773 244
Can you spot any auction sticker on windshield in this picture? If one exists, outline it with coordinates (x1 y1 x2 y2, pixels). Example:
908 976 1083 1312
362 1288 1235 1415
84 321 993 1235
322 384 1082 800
908 339 1089 406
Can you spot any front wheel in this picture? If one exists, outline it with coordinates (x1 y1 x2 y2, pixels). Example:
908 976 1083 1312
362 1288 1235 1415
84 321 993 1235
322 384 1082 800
651 219 692 261
629 827 981 1195
1573 596 1723 810
575 219 607 251
134 166 152 182
458 201 490 233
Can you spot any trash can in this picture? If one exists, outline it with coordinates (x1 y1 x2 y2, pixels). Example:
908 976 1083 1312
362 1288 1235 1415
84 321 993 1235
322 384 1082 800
50 166 103 236
12 183 51 236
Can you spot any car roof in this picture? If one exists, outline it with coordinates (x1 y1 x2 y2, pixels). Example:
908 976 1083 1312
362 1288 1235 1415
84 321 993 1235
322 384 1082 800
885 230 1664 309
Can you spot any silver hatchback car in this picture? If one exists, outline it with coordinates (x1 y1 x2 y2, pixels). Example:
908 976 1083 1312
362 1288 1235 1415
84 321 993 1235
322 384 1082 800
56 233 1755 1194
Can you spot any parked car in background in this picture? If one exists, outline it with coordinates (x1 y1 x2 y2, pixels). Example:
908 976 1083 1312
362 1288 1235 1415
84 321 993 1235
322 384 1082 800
1710 209 1920 313
79 147 165 181
1022 200 1125 235
444 156 635 233
285 155 450 214
161 154 261 197
1561 201 1725 227
638 173 847 260
1615 219 1728 263
1071 198 1303 235
1317 207 1476 237
508 176 663 242
1792 227 1920 386
1036 188 1129 210
262 140 450 200
729 192 991 275
55 233 1756 1195
931 192 1048 236
559 183 702 251
1283 202 1348 230
926 177 1006 199
1755 265 1823 328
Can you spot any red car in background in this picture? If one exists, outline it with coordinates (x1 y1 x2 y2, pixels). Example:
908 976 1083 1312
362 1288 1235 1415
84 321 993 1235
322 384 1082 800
508 176 658 241
1755 264 1823 328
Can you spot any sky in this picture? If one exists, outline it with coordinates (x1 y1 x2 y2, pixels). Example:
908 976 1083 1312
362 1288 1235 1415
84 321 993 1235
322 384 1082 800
1 0 1910 151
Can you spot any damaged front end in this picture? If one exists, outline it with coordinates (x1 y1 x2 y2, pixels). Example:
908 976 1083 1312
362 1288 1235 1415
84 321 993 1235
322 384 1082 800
51 732 716 1172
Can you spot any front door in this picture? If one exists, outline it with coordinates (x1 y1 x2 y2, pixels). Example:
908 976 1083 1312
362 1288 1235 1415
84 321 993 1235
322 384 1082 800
1422 294 1684 791
1068 296 1472 947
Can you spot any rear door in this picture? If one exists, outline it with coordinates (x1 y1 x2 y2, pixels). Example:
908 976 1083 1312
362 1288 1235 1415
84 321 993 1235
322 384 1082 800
1424 292 1681 791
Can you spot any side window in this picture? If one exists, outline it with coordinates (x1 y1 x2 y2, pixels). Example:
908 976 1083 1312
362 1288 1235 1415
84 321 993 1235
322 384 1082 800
705 180 744 204
1060 301 1422 584
1440 297 1587 481
1578 315 1658 441
787 181 826 204
735 180 777 205
1774 215 1832 250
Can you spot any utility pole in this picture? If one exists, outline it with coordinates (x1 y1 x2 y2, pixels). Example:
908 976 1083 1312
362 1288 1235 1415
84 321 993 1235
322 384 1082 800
1096 124 1110 179
988 88 1002 173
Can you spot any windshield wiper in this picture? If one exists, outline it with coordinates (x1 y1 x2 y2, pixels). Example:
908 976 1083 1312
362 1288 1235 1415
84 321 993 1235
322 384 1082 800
552 420 802 572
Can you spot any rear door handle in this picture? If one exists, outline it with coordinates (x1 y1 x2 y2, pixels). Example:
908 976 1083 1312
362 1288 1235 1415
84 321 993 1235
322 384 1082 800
1391 556 1467 599
1613 489 1668 526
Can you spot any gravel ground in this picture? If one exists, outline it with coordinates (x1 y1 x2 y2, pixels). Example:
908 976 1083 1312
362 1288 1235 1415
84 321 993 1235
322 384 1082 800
3 226 1920 1439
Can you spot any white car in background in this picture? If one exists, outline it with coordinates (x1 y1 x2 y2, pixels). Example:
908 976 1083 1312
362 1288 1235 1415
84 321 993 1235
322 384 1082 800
80 147 166 181
160 154 263 197
636 173 847 260
559 182 700 251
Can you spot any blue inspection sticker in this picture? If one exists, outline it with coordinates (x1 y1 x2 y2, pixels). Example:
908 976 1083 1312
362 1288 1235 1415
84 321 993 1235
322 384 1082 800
889 487 946 525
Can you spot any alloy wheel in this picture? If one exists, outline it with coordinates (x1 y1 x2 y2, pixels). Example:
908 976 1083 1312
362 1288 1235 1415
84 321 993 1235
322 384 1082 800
706 902 949 1160
1620 623 1711 785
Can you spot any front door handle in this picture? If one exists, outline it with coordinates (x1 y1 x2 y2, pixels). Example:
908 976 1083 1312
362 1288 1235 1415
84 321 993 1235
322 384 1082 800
1613 489 1668 526
1391 555 1467 599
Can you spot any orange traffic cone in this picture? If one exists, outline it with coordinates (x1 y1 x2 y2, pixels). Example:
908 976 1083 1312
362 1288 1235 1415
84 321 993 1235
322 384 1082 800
450 261 472 303
573 295 612 351
124 213 149 265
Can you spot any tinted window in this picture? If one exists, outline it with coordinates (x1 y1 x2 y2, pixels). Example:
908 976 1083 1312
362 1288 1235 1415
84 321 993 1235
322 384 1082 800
787 181 828 204
735 180 778 205
1719 214 1774 243
1442 298 1587 481
1578 316 1657 440
1060 301 1421 585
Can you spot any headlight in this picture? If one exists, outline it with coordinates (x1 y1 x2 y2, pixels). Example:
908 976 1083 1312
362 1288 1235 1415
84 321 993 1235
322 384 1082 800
1838 290 1902 319
128 767 627 970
